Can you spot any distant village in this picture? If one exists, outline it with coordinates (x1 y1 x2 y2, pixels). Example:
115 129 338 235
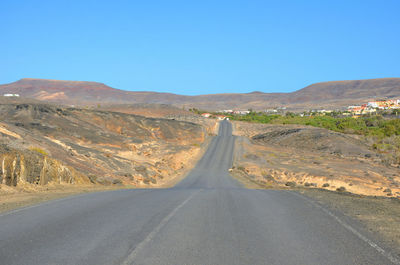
310 99 400 117
197 99 400 119
346 99 400 115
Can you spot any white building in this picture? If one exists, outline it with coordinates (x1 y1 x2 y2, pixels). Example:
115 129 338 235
367 102 379 108
233 110 250 115
3 94 20 97
201 113 211 118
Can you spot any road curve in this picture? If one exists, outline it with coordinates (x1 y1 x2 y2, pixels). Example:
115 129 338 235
0 120 397 265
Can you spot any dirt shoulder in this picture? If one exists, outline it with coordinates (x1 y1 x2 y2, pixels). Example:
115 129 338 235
0 184 127 214
147 129 216 188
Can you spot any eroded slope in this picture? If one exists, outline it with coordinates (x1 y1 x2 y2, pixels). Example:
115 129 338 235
0 103 208 190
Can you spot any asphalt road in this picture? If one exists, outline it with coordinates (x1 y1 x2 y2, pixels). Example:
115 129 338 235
0 120 397 265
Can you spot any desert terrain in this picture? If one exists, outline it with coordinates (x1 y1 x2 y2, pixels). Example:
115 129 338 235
0 78 399 263
232 121 400 197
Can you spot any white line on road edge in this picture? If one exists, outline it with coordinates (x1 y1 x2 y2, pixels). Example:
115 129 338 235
121 190 200 265
288 191 400 265
0 192 91 218
0 189 151 218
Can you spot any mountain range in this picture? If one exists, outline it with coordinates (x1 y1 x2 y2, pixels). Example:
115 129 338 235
1 78 400 110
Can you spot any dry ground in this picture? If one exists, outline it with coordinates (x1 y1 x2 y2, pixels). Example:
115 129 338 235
0 141 208 214
232 121 400 197
0 120 216 214
0 184 126 214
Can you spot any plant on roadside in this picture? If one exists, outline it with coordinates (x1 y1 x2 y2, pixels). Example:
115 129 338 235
29 147 48 156
336 186 346 192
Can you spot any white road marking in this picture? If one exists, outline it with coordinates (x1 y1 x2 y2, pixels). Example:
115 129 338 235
121 190 200 265
0 192 90 218
289 191 400 265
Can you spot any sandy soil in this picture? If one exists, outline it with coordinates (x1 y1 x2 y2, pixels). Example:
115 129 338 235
0 184 127 214
156 134 215 188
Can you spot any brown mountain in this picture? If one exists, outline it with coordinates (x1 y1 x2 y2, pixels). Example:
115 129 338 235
0 78 183 105
1 78 400 110
287 78 400 107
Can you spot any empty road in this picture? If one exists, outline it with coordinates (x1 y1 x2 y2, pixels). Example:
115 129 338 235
0 121 397 264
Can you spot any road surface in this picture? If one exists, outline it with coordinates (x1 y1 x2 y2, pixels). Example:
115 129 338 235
0 121 397 265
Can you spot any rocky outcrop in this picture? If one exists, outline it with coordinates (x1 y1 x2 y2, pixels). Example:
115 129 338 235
0 145 89 186
0 102 209 188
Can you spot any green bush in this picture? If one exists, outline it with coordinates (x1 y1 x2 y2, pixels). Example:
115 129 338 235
285 181 296 187
237 166 246 171
29 147 48 156
336 186 346 192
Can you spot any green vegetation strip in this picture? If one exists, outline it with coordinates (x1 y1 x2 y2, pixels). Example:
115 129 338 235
190 107 400 164
229 113 400 138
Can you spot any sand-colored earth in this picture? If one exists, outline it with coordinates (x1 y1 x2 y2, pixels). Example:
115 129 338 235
232 121 400 198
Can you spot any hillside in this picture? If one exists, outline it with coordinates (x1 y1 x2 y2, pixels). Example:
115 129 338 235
0 102 210 188
0 78 183 105
1 78 400 110
286 78 400 108
232 121 400 197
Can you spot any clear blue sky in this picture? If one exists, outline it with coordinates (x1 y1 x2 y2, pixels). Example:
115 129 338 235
1 0 399 95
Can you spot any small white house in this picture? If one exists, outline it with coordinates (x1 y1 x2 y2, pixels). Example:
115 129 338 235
233 110 250 115
3 94 20 97
201 113 212 118
367 102 379 108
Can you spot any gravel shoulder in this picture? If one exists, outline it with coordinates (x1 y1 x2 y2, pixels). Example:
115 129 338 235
0 184 126 214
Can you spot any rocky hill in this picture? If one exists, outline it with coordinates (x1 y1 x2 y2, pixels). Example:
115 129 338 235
1 78 400 110
0 102 209 188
